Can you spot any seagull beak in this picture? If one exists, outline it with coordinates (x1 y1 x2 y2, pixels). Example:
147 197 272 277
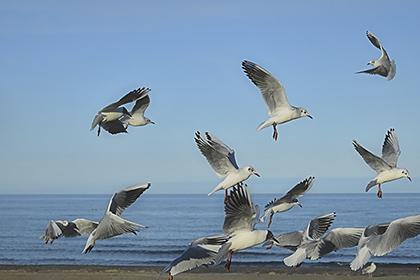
272 237 279 244
150 121 156 124
407 176 412 182
297 202 303 208
254 172 261 177
307 115 313 119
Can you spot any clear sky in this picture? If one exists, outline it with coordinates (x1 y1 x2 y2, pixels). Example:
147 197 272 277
1 1 419 194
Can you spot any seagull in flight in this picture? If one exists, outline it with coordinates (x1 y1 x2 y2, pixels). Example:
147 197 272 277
91 87 151 136
82 183 150 253
41 219 98 244
261 177 314 227
350 215 420 271
214 185 278 271
356 31 396 80
163 235 229 280
353 128 411 198
194 131 260 199
242 60 312 141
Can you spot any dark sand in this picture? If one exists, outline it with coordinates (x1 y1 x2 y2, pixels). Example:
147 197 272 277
1 264 420 280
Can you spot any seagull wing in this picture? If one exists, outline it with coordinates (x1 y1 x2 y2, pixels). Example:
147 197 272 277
92 213 142 240
107 183 151 216
366 31 382 50
355 66 389 77
195 131 238 177
370 215 420 256
163 235 228 277
223 185 256 235
101 87 148 112
284 176 315 199
100 119 128 135
272 231 304 250
316 227 364 258
242 60 290 114
352 140 392 173
73 219 99 236
131 89 151 116
381 128 401 167
305 212 336 241
41 220 64 243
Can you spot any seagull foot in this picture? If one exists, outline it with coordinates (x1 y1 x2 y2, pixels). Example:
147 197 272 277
377 185 383 199
168 273 173 280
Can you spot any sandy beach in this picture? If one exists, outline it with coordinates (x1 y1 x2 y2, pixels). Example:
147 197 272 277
1 264 420 280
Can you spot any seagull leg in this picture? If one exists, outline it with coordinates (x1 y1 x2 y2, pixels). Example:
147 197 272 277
168 272 173 280
272 124 278 141
97 125 101 136
225 251 233 272
268 212 274 228
377 185 383 199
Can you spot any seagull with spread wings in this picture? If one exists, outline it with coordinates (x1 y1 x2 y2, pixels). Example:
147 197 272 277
194 131 260 199
41 219 98 244
91 87 153 136
82 183 150 253
350 215 420 271
356 31 396 80
242 60 312 141
353 128 411 198
261 177 314 227
214 185 278 271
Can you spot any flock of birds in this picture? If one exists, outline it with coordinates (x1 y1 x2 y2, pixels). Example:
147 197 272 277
41 31 420 279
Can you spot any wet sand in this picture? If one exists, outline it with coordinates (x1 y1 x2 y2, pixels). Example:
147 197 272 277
1 264 420 280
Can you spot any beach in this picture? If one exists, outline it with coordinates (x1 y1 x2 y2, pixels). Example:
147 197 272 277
1 264 420 280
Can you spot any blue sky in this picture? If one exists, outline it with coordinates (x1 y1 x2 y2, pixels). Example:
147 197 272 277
1 1 419 194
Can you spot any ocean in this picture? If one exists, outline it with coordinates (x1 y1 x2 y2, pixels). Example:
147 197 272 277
0 193 419 267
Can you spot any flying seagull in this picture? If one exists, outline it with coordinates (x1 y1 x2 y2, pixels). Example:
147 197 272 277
41 219 98 244
242 60 312 141
101 88 155 135
265 226 362 266
214 185 278 271
356 31 396 80
82 183 150 253
275 213 336 267
163 235 229 280
194 131 260 199
261 177 314 227
350 215 420 271
353 128 411 198
90 87 150 136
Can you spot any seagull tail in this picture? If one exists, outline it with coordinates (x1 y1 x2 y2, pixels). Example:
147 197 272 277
365 180 378 192
208 186 221 196
283 247 307 267
256 120 272 131
350 247 371 271
214 242 231 265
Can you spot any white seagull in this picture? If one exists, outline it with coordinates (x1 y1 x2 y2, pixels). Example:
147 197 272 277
82 183 150 253
265 226 363 266
350 215 420 271
261 177 314 227
277 212 336 267
41 219 98 244
362 263 377 277
214 185 278 271
356 31 396 80
163 235 229 280
242 60 312 141
91 87 151 136
353 128 411 198
194 131 260 199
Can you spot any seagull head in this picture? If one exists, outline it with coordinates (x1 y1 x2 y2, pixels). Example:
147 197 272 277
246 166 260 177
146 118 155 125
367 60 375 66
292 198 302 208
298 107 313 119
265 230 279 244
401 169 411 182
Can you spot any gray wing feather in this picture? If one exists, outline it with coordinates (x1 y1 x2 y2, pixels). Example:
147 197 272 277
100 120 128 135
94 214 141 240
306 212 336 240
381 128 401 167
353 140 391 173
131 89 151 115
223 185 255 235
73 219 99 235
107 183 151 216
356 66 389 77
265 177 314 210
316 228 363 258
366 31 382 50
242 60 290 114
273 231 304 250
101 87 148 112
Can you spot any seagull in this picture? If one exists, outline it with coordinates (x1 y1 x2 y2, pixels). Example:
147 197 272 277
356 31 396 80
194 131 260 199
261 177 314 227
82 183 150 253
101 88 155 135
265 226 363 266
350 215 420 271
90 87 150 136
163 235 229 280
40 219 98 244
214 184 278 271
362 263 377 278
353 128 411 198
242 60 312 141
276 212 336 267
